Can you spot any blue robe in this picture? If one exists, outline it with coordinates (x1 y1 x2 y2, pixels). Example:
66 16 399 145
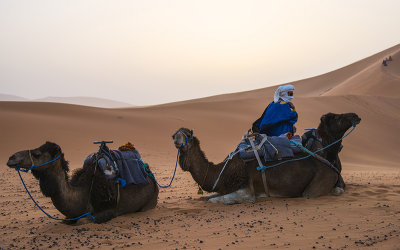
257 101 298 136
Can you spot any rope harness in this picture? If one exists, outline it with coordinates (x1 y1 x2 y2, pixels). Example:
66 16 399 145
147 135 193 188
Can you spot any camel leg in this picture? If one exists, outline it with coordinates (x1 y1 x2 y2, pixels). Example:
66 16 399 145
199 193 222 201
331 174 345 195
139 191 158 212
302 172 337 198
93 209 116 224
208 187 255 205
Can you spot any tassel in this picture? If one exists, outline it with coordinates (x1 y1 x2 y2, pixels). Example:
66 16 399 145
198 186 204 195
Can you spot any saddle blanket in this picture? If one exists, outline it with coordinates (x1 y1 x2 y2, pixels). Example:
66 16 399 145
238 134 302 162
112 150 149 186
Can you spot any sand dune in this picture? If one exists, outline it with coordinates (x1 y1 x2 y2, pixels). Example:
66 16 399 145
0 44 399 249
0 95 134 108
34 96 135 108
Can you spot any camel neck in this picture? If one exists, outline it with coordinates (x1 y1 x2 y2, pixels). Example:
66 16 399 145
179 140 222 193
318 131 344 165
35 161 92 218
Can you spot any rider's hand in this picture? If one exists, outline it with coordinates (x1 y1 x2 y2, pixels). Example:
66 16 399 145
288 102 296 110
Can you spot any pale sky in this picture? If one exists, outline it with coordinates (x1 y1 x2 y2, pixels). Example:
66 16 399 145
1 0 399 105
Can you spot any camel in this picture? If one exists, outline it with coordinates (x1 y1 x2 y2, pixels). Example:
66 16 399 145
172 112 361 204
6 142 159 223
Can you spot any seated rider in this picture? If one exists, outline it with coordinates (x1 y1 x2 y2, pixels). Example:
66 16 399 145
252 84 298 137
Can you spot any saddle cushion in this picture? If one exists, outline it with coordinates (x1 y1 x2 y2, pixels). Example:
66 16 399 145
238 134 302 161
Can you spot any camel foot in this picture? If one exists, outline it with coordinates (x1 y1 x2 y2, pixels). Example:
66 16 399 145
256 193 268 199
332 187 345 196
208 188 255 205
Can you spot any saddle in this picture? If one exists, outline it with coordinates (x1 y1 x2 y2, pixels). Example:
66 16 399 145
84 142 150 187
238 133 303 162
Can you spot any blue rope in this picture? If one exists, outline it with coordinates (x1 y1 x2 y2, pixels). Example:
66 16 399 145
147 136 193 188
149 136 193 188
148 150 180 188
16 168 95 222
212 141 244 191
257 125 357 172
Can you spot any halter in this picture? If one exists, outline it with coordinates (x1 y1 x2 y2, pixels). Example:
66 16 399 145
174 129 193 151
16 153 62 172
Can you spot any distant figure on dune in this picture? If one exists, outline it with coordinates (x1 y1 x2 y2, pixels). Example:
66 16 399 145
388 55 393 61
252 84 298 138
382 59 387 66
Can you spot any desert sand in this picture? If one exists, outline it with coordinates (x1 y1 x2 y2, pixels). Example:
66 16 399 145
1 44 399 249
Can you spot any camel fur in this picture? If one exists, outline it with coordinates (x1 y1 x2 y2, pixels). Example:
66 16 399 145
172 112 361 204
7 142 159 223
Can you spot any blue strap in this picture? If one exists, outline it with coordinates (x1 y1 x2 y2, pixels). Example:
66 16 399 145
16 154 62 173
117 178 127 188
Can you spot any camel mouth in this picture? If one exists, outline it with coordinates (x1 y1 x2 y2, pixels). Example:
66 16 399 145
174 141 183 149
6 161 18 168
353 117 361 125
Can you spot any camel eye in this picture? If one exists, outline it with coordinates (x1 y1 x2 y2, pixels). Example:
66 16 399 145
32 151 41 158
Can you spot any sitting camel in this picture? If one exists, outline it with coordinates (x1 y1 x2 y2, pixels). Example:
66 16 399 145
172 112 361 204
6 142 159 223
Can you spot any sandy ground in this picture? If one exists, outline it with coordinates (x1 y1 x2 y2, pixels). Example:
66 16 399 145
1 44 399 249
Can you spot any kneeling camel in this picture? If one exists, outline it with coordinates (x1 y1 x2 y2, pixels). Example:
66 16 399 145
172 112 361 204
6 142 159 223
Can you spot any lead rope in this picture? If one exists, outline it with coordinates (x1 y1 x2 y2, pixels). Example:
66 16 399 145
16 158 96 222
256 124 357 172
149 136 193 188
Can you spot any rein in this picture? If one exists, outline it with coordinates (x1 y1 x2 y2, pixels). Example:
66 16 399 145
15 155 95 222
151 136 193 188
256 124 358 172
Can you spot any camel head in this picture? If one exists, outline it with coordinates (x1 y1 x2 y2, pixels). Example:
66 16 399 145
172 128 194 151
7 142 67 173
317 112 361 140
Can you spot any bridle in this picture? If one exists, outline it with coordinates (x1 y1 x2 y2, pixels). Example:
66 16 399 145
174 129 193 151
16 152 62 173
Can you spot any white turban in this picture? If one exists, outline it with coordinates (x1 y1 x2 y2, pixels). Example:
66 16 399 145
273 84 295 103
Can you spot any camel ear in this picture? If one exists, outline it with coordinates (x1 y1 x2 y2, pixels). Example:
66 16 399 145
320 114 327 123
190 129 194 136
321 113 334 124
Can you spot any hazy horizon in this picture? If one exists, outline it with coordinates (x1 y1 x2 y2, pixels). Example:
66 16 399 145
1 0 400 105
